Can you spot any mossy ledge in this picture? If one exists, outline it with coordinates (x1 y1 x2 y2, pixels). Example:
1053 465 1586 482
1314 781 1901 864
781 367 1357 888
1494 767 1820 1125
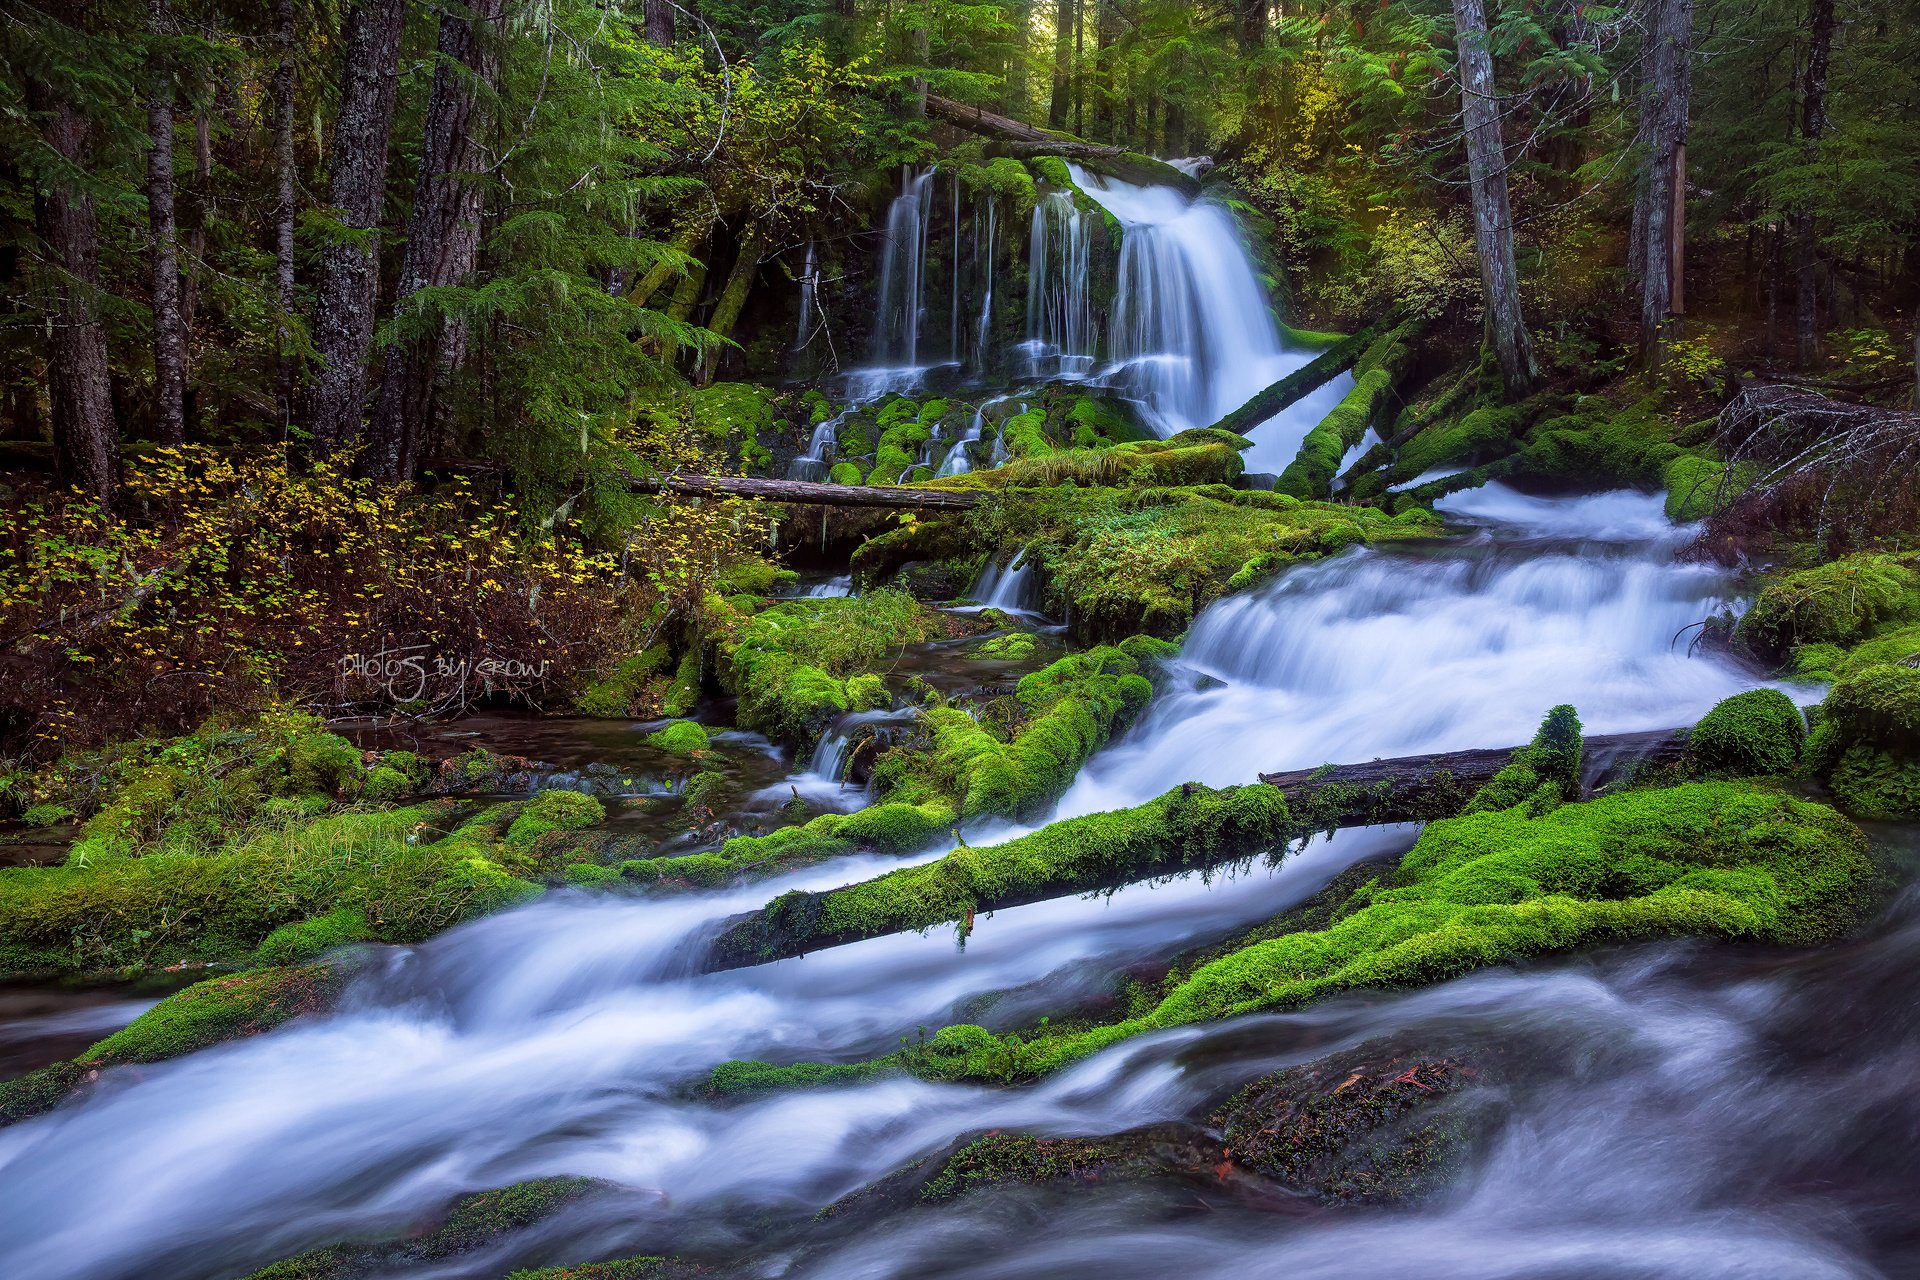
607 637 1173 887
708 780 1873 1089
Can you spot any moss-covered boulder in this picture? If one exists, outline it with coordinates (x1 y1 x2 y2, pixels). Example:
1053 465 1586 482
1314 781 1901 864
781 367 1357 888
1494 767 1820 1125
1735 554 1920 660
1688 689 1806 776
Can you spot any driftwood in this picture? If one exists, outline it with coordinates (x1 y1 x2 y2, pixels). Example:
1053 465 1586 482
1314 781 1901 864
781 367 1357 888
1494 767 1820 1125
1209 323 1379 439
697 726 1694 972
924 94 1200 195
628 472 983 511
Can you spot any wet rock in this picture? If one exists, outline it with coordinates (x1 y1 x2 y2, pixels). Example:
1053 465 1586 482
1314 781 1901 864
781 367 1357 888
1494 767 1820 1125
1213 1042 1488 1205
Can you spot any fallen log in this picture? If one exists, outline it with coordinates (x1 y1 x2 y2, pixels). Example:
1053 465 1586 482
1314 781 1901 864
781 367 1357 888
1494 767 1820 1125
696 726 1693 972
1209 323 1380 440
629 472 983 511
924 94 1201 195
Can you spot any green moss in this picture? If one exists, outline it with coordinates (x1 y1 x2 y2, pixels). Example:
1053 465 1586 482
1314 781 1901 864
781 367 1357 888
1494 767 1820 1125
723 590 941 744
1829 745 1920 820
504 1259 670 1280
979 632 1038 660
254 906 374 964
662 650 701 718
1823 662 1920 746
506 789 606 846
1276 325 1417 499
72 712 371 862
721 782 1871 1088
0 804 539 978
645 719 711 756
1688 689 1806 775
241 1177 610 1280
706 782 1293 970
846 672 889 712
828 461 864 485
1735 553 1920 659
361 767 410 804
0 958 361 1123
1505 398 1681 488
1662 452 1750 522
1462 704 1583 816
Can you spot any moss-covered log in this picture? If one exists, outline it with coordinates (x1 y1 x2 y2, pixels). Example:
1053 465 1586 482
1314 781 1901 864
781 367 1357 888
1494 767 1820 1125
627 471 984 510
697 722 1704 971
1275 319 1424 499
923 93 1200 194
1208 323 1378 440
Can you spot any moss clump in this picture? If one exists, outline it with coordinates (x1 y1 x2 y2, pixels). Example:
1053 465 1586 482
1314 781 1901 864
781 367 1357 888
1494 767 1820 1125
254 906 374 964
506 789 606 846
888 486 1436 641
1688 689 1806 776
1823 662 1920 746
1462 704 1583 815
828 460 863 485
644 719 710 756
1812 661 1920 819
723 590 942 744
72 711 370 861
0 958 359 1123
1505 397 1684 488
1663 452 1756 522
240 1177 612 1280
575 645 671 718
504 1259 671 1280
662 651 701 718
0 804 539 978
1735 553 1920 659
979 632 1038 661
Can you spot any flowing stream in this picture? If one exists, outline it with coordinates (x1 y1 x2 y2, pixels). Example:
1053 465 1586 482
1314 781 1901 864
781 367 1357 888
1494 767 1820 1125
3 169 1914 1279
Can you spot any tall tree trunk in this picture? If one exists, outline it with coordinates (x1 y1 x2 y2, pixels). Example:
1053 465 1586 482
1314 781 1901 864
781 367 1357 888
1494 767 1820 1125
643 0 674 45
1004 1 1031 118
1048 0 1074 130
146 0 187 445
365 0 504 482
1451 0 1539 400
1794 0 1835 368
1236 0 1268 55
697 225 767 386
1072 0 1085 136
274 0 297 439
1630 0 1693 366
28 2 119 503
302 0 407 456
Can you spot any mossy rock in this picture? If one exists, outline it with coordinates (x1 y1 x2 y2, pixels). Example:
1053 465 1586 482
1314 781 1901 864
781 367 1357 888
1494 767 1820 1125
506 789 606 845
1688 689 1806 776
1735 554 1920 660
1829 745 1920 820
645 719 711 757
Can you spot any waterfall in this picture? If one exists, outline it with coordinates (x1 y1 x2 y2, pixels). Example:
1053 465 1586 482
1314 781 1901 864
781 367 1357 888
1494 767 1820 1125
974 198 997 372
792 239 817 351
969 548 1040 614
869 168 935 369
936 407 985 477
1024 190 1096 379
1067 164 1353 474
785 405 852 482
950 176 962 363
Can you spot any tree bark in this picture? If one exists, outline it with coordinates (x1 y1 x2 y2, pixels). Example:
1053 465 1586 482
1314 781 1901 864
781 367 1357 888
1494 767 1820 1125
1630 0 1693 366
696 224 767 386
923 95 1199 192
365 0 504 482
643 0 674 45
627 471 984 510
1451 0 1539 400
302 0 407 456
1794 0 1835 369
145 0 187 445
273 0 297 439
28 1 120 504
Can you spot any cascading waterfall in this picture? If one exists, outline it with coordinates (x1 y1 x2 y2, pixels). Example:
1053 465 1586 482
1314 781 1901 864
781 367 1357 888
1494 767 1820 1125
935 407 985 477
1067 164 1353 473
973 199 997 372
868 168 935 370
967 548 1040 615
793 239 818 351
1023 189 1097 379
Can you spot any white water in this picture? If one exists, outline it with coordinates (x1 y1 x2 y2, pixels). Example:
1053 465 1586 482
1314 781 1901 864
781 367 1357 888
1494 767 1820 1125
1024 189 1097 379
936 407 986 477
967 548 1041 615
1067 165 1352 472
1056 487 1770 818
869 169 935 369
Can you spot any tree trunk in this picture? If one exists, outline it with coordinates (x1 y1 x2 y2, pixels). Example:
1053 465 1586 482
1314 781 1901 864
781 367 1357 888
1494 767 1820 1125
1004 1 1031 118
273 0 297 439
627 471 984 510
365 0 504 482
28 2 119 503
1236 0 1268 55
1631 0 1693 366
145 0 187 445
643 0 674 45
1048 0 1075 130
1451 0 1539 399
1794 0 1835 369
697 224 767 386
302 0 407 456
